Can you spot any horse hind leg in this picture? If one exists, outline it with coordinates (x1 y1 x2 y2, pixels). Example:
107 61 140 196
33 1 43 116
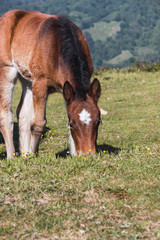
16 78 34 156
0 66 17 158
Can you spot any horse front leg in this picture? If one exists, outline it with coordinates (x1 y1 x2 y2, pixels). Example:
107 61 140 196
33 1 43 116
30 79 48 154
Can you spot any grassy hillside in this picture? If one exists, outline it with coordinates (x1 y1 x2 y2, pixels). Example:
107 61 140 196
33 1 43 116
0 68 160 239
107 50 134 66
84 21 121 42
0 0 160 68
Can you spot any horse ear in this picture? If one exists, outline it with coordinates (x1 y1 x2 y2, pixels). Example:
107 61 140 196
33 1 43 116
63 81 75 105
89 78 101 102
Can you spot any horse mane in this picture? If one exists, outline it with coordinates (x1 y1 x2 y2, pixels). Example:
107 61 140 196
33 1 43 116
57 16 92 99
39 15 92 99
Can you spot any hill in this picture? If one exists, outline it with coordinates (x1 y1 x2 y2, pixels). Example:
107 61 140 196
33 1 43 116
0 0 160 68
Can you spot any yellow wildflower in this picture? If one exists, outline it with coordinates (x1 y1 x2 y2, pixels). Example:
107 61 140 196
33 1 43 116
147 147 151 153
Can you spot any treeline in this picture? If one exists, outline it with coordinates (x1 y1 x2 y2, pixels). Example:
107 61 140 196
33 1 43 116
0 0 160 68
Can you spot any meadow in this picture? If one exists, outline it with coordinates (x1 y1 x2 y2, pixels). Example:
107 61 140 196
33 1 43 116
0 68 160 239
84 21 121 42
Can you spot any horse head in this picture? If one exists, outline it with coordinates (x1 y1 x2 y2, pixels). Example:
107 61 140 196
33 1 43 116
63 78 101 156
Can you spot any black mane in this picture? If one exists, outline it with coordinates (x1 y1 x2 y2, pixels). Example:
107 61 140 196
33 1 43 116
58 16 92 98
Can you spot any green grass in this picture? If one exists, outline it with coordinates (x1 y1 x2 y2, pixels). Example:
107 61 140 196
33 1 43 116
107 50 134 65
0 70 160 239
85 21 121 42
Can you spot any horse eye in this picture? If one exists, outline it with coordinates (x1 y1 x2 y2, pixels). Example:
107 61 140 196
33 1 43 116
68 120 74 129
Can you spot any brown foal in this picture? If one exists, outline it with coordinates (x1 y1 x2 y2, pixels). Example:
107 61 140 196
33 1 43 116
0 10 101 158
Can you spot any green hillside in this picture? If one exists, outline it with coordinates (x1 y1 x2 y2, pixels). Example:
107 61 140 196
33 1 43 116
84 21 121 42
0 0 160 68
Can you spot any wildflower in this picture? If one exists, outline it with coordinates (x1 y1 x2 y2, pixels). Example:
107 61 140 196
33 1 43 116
147 147 151 153
49 130 52 133
52 133 54 135
13 153 16 156
89 149 92 152
54 130 56 132
22 152 25 154
103 150 106 153
101 83 103 86
41 134 43 138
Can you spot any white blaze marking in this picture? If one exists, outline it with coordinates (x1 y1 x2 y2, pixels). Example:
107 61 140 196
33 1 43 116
79 109 91 125
69 128 77 156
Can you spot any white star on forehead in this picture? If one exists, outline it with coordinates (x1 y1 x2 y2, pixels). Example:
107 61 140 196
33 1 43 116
79 108 91 125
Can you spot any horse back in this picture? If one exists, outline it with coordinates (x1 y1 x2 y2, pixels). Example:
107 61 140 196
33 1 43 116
0 10 93 91
0 10 54 62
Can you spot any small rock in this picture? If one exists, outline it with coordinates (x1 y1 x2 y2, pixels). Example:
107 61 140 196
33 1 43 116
100 108 108 115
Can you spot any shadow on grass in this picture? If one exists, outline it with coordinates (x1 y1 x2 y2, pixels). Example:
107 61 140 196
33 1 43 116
0 122 19 160
0 124 52 160
96 144 121 155
56 148 69 158
56 144 121 158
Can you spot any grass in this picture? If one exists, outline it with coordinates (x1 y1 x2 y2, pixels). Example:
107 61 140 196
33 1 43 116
0 69 160 239
85 21 121 42
107 50 134 65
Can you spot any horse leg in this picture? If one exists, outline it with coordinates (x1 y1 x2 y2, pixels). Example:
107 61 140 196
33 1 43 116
16 78 33 155
0 66 17 158
30 79 47 154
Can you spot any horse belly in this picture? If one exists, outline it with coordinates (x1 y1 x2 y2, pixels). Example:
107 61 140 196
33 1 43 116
12 58 33 81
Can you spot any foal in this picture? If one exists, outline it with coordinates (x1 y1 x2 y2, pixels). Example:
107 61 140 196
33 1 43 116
0 10 101 158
